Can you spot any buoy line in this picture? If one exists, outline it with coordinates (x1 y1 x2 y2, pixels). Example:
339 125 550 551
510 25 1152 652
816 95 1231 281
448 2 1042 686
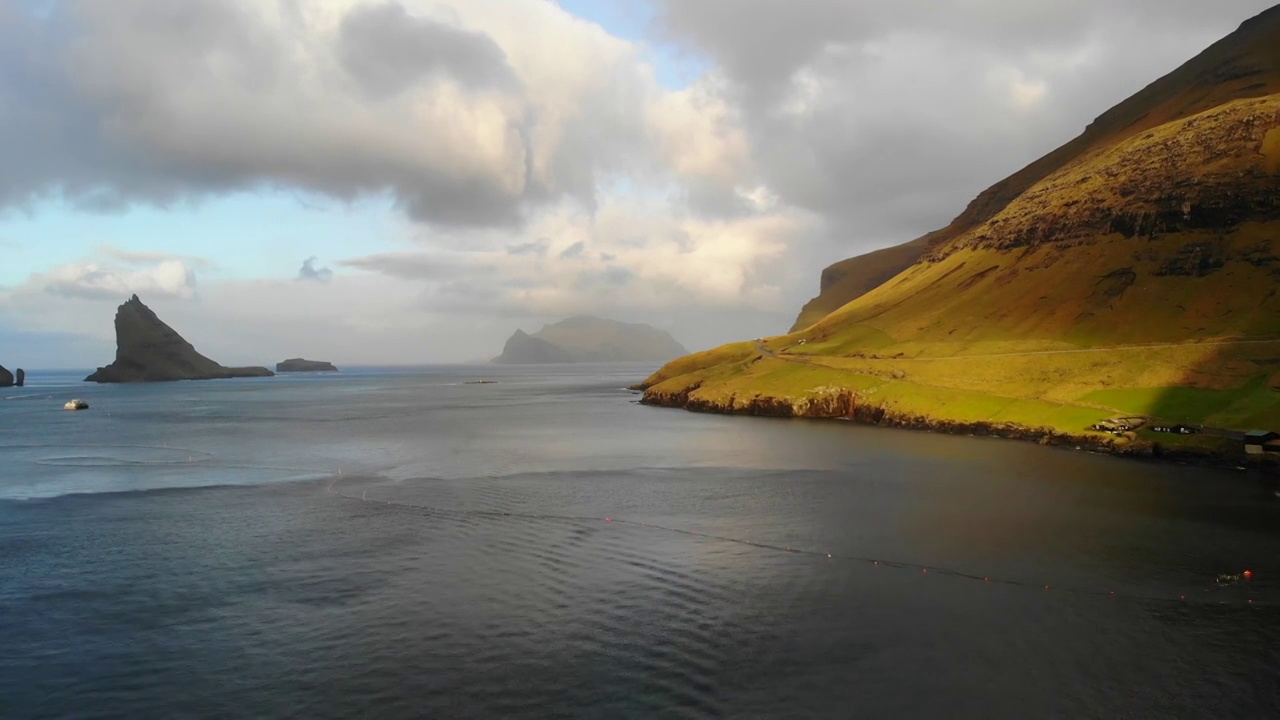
324 476 1269 608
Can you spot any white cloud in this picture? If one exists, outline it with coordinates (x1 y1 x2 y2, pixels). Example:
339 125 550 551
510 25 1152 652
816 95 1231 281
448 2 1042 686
1006 73 1049 111
43 259 197 301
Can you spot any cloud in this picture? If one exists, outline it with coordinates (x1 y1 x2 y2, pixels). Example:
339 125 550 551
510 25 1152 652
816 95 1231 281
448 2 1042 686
96 244 217 270
337 2 518 98
341 251 491 282
653 0 1279 243
43 259 197 301
4 0 1277 364
343 193 817 322
0 0 671 227
506 239 549 256
558 241 586 259
297 256 334 283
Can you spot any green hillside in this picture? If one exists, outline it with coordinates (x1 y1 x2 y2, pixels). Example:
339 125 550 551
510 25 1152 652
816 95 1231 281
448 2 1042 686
793 4 1280 333
640 8 1280 461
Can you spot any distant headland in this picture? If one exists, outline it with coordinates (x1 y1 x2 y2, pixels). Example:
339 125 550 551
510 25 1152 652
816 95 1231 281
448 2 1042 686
493 316 688 364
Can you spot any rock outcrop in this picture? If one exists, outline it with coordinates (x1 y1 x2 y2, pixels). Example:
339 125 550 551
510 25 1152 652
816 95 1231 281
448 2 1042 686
15 369 23 387
85 295 274 383
493 316 688 364
276 358 339 373
0 366 12 388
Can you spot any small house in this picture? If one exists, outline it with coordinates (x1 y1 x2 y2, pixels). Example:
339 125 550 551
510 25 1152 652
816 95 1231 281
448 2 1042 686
1091 417 1147 435
1244 430 1279 455
1152 424 1199 435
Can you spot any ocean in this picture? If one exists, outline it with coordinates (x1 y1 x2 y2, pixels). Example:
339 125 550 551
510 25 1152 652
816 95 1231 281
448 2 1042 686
2 365 1279 718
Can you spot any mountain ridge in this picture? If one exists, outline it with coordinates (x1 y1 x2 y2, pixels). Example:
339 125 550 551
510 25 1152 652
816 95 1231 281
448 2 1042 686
792 5 1280 331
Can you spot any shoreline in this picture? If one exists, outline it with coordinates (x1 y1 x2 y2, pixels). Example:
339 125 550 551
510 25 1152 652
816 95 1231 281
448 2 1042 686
635 382 1277 474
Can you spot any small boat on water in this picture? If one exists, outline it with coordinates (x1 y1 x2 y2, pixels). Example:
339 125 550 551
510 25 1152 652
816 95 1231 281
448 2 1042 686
64 399 89 411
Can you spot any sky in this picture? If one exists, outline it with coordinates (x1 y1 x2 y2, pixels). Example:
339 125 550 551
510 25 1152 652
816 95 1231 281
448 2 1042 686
1 0 1276 368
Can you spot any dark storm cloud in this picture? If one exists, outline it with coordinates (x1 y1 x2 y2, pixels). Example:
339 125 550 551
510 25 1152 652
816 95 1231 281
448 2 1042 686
656 0 1280 249
297 257 334 283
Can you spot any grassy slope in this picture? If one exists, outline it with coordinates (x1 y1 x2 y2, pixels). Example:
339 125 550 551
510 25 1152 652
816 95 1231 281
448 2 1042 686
791 5 1280 333
643 91 1280 454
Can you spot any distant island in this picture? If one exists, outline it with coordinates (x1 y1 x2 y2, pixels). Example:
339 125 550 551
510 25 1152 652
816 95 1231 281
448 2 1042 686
493 316 688 364
277 358 338 373
85 295 274 383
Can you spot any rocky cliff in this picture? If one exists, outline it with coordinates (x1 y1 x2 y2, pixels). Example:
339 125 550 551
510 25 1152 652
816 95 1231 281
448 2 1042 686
85 295 274 383
493 317 688 364
277 358 339 372
0 366 12 388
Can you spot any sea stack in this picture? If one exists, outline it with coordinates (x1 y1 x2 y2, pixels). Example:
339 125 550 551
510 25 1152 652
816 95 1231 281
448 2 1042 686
276 358 339 373
15 369 24 387
85 295 274 383
0 366 12 388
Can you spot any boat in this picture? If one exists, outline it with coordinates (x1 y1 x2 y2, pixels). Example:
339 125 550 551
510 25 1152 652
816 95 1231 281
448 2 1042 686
64 399 89 411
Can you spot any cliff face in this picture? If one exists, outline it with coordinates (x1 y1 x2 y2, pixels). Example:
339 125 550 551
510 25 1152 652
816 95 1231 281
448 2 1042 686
0 366 12 388
277 358 339 372
493 317 688 364
85 295 274 383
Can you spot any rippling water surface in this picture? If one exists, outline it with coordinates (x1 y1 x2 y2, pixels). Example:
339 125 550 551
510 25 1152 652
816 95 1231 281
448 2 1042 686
2 366 1279 718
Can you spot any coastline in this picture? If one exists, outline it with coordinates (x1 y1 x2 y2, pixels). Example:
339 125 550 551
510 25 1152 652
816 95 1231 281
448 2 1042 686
634 379 1275 473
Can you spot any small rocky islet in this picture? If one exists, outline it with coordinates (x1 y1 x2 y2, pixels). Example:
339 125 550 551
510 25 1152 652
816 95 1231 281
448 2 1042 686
276 358 339 373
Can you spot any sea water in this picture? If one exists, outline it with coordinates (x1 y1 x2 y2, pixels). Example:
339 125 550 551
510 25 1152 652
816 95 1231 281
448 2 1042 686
2 366 1278 717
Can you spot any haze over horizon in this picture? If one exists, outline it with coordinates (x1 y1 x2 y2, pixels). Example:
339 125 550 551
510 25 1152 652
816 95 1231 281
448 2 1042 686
2 0 1275 368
